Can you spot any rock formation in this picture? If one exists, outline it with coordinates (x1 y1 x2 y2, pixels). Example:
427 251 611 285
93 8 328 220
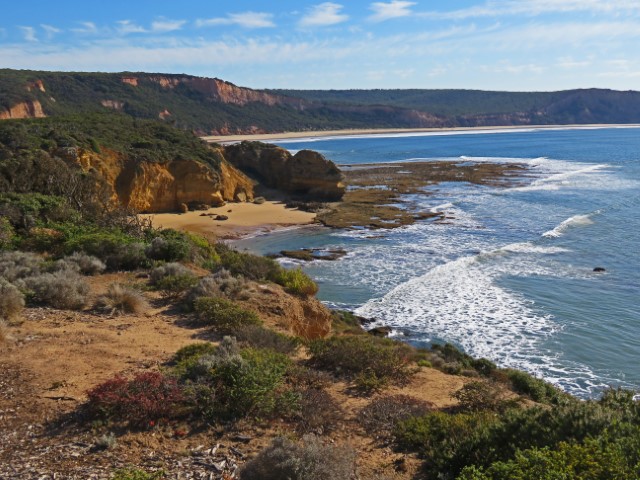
0 100 46 120
223 141 345 201
57 146 254 213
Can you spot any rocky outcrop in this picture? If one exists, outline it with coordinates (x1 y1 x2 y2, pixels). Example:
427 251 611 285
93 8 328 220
224 142 345 201
26 80 46 92
57 146 254 213
0 101 46 120
101 100 125 110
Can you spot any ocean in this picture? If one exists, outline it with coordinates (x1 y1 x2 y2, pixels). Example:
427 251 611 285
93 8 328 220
233 127 640 398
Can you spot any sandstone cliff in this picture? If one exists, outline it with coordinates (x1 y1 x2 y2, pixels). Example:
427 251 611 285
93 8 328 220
57 146 254 213
224 141 345 201
0 100 46 120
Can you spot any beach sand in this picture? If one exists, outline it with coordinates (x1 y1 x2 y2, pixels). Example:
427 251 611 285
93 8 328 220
141 201 316 240
202 124 640 144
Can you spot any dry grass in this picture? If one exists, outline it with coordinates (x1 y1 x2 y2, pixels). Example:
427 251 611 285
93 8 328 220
26 271 90 310
94 283 148 315
0 319 10 344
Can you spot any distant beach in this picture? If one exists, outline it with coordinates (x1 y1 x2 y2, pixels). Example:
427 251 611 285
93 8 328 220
141 200 316 241
202 124 640 144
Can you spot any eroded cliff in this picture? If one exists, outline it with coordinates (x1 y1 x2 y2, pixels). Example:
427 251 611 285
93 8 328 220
0 100 46 120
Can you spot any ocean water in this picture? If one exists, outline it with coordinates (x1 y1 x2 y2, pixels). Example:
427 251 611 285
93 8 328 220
233 127 640 398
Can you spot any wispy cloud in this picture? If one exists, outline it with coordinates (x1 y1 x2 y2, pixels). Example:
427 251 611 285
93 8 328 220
19 26 37 42
299 2 349 27
151 19 186 33
116 20 147 35
41 24 61 40
196 12 275 29
420 0 640 20
71 21 99 35
369 1 416 22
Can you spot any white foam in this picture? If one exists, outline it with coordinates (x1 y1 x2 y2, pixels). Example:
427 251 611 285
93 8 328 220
542 214 594 238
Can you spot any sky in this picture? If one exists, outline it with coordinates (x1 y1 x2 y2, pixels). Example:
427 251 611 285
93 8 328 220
1 0 640 91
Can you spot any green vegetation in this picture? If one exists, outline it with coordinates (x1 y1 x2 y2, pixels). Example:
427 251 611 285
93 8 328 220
193 297 262 333
111 468 165 480
309 335 415 391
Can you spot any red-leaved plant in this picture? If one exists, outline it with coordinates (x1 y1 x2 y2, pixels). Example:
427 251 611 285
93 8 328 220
87 371 185 427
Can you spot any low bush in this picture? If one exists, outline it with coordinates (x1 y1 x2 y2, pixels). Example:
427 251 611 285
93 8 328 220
62 252 106 275
214 243 282 281
188 269 252 302
452 381 517 413
294 388 344 434
193 297 261 333
25 270 89 309
145 230 191 262
155 274 199 301
0 250 43 282
0 279 25 322
170 342 218 379
149 262 192 284
359 394 433 438
86 371 186 427
0 319 10 343
273 267 318 297
505 369 563 404
0 217 15 249
309 335 415 389
235 324 300 354
428 343 497 377
94 284 148 315
239 435 356 480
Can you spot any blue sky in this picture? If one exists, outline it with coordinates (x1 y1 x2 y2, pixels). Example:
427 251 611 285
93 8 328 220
2 0 640 91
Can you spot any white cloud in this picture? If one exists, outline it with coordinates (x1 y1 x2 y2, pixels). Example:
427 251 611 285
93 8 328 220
299 3 349 27
369 1 416 22
196 12 275 29
72 21 98 35
117 20 147 35
19 26 37 42
41 24 61 40
151 19 186 33
420 0 640 20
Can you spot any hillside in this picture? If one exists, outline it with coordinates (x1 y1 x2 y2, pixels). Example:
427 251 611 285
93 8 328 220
4 70 640 134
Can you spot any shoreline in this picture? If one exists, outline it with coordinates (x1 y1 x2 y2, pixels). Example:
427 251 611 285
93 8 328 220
201 123 640 144
140 201 317 241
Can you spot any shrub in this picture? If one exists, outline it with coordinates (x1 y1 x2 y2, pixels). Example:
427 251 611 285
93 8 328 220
145 230 191 262
273 267 318 297
87 371 185 427
188 269 252 302
149 262 192 284
0 217 15 249
0 279 25 322
211 347 293 418
239 435 356 480
193 297 261 333
94 284 148 315
25 270 89 309
457 439 639 480
62 252 106 275
155 274 199 301
309 335 415 389
0 250 43 282
359 394 433 438
452 381 517 413
235 324 300 354
294 388 344 434
505 369 563 404
214 243 282 281
170 342 218 379
105 242 149 271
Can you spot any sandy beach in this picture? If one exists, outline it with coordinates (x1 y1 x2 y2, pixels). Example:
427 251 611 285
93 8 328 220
141 201 316 240
202 123 640 144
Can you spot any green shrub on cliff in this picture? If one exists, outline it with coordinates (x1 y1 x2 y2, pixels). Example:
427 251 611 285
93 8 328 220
193 297 262 333
274 267 318 297
309 335 415 390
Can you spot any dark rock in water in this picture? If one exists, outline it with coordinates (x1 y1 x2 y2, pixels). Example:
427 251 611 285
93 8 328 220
215 214 229 221
279 248 348 261
593 267 606 272
368 326 393 337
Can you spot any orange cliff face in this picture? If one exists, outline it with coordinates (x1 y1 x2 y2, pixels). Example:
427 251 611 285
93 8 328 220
0 100 46 120
59 147 254 213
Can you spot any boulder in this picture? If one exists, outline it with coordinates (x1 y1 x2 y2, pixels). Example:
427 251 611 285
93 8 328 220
368 326 393 337
224 141 345 201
